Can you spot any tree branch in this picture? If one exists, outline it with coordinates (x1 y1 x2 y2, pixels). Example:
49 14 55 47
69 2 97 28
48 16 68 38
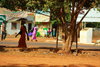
77 4 93 29
70 0 86 29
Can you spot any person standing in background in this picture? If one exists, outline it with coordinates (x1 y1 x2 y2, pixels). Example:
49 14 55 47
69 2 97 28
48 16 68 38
43 28 47 37
53 28 56 37
47 28 51 38
1 21 6 41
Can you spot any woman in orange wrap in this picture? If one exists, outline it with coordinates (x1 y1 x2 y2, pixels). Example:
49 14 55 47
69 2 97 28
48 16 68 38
15 21 29 48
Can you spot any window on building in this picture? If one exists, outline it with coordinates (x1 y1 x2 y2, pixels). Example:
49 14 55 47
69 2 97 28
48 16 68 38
12 23 17 29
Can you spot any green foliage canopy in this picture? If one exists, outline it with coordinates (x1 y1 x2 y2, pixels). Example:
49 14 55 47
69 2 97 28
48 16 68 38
0 0 100 25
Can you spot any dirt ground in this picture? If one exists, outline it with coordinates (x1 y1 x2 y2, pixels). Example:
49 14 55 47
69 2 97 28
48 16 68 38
0 49 100 67
0 35 100 67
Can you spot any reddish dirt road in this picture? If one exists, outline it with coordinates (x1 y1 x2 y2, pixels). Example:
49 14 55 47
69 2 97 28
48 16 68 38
0 50 100 67
0 35 100 67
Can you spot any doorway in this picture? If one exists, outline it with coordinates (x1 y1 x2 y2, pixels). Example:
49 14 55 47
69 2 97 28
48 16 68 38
52 23 57 37
28 23 32 32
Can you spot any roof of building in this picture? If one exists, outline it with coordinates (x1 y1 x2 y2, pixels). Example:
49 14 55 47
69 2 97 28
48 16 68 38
77 8 100 22
0 7 34 22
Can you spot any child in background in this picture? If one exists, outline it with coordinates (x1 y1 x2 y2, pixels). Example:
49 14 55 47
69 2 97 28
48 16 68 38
47 28 51 38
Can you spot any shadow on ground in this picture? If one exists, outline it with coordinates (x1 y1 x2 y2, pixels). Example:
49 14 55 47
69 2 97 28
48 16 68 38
0 45 100 54
0 45 60 52
0 45 7 52
0 64 96 67
77 49 100 53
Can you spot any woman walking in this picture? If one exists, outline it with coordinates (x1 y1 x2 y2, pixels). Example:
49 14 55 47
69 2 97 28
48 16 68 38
15 21 29 48
31 24 37 41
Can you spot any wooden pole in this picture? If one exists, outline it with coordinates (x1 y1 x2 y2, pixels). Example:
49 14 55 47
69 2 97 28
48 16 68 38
56 25 59 52
76 26 78 56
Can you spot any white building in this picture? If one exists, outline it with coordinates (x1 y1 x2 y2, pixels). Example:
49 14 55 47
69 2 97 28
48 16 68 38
6 16 34 35
0 10 34 35
77 8 100 43
77 8 100 26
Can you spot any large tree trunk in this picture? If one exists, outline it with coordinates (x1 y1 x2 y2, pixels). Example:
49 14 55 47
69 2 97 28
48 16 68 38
65 34 72 53
61 23 73 53
61 34 73 53
63 34 73 53
62 35 66 51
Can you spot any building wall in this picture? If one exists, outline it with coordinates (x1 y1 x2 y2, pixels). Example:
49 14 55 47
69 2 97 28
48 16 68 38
6 22 20 35
92 28 100 38
6 21 33 35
